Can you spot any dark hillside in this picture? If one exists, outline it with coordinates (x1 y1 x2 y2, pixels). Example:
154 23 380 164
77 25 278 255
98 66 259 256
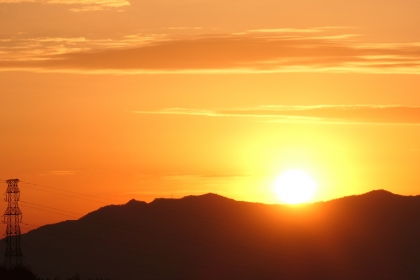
1 190 420 280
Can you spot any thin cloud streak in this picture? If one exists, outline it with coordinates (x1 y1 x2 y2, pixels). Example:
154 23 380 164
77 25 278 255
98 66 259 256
1 32 420 74
49 170 76 175
0 0 129 10
134 105 420 125
0 34 166 62
248 28 322 34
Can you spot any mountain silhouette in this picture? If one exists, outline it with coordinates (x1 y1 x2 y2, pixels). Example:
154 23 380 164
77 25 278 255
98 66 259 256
2 190 420 280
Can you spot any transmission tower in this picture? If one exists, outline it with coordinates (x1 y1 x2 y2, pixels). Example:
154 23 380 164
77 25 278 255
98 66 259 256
3 179 23 268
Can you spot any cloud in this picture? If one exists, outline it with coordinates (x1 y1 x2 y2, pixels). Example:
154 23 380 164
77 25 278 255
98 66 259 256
134 105 420 125
133 172 248 181
1 31 420 74
0 34 166 62
247 28 322 34
0 0 129 11
48 170 77 175
161 173 246 181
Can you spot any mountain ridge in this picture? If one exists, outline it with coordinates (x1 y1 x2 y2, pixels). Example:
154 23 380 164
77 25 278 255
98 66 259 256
2 189 420 280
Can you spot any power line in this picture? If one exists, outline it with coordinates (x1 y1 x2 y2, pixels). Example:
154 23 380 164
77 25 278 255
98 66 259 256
19 204 79 219
14 181 420 265
20 200 84 216
18 183 116 205
11 180 420 279
18 181 281 238
19 181 123 204
18 180 304 236
15 190 420 279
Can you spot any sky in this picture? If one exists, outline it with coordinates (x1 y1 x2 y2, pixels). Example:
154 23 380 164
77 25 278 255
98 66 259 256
1 0 420 230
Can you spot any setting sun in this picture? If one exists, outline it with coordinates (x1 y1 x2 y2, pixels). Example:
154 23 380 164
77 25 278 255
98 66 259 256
274 169 317 204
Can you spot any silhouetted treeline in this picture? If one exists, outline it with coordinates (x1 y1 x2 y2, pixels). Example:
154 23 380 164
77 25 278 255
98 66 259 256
0 265 107 280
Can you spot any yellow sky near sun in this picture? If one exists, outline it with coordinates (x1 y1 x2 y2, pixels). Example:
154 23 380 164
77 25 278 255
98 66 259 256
1 0 420 231
1 73 420 204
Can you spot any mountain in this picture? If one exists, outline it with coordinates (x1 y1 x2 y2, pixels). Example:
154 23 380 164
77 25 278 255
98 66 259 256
2 190 420 280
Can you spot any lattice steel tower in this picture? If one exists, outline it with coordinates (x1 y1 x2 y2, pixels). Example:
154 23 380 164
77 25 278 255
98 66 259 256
3 179 23 268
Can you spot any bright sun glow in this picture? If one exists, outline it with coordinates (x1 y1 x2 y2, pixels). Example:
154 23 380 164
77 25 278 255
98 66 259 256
274 169 317 204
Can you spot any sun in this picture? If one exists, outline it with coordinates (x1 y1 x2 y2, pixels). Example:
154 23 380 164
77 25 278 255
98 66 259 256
273 169 317 204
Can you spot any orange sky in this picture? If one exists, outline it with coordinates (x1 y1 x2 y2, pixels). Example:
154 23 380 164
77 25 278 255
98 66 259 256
1 0 420 232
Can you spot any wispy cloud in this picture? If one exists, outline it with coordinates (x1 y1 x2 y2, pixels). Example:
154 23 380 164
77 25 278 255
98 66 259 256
2 31 420 74
0 34 166 62
0 0 129 11
162 173 246 181
47 170 77 175
134 105 420 125
247 28 322 34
